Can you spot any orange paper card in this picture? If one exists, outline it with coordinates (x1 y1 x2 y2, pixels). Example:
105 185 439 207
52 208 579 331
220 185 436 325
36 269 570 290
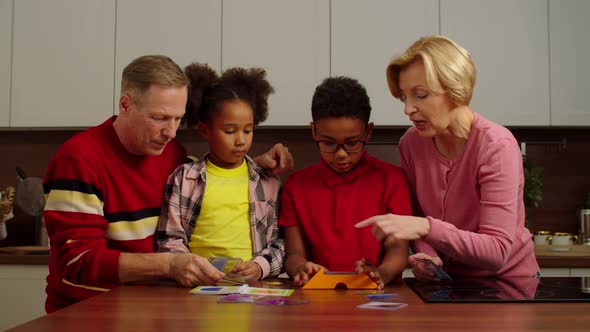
302 269 379 290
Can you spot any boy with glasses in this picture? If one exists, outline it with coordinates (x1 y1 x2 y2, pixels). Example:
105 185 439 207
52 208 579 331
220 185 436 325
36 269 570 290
279 77 412 288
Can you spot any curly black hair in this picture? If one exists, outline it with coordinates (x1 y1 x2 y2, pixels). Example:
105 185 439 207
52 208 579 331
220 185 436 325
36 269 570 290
311 76 371 123
183 63 274 127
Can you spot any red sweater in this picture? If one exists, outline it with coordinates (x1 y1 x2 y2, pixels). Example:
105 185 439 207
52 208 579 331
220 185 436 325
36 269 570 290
43 117 186 312
279 152 412 271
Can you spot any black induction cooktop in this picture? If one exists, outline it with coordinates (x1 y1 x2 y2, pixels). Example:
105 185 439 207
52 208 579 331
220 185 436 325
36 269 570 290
405 277 590 303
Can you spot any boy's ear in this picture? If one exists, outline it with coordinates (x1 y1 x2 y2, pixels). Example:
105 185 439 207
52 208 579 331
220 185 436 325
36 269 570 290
365 122 374 141
197 121 209 139
310 122 317 141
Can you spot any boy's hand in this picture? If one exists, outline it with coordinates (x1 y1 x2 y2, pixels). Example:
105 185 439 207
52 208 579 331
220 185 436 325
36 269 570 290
292 262 324 287
232 260 263 281
354 258 384 289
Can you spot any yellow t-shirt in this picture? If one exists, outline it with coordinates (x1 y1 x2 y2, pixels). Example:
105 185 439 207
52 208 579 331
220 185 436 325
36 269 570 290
189 159 253 261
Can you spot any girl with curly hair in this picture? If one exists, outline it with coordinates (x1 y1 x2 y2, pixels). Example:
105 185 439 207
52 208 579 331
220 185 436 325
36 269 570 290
156 63 284 285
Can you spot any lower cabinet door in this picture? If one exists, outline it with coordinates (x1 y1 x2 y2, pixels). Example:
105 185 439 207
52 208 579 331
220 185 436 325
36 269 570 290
0 265 47 330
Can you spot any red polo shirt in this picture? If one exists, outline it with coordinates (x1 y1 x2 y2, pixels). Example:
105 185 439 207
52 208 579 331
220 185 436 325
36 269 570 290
279 152 411 271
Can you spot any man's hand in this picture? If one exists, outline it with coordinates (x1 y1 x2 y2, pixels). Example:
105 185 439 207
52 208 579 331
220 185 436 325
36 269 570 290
168 253 224 287
253 143 294 175
232 260 263 282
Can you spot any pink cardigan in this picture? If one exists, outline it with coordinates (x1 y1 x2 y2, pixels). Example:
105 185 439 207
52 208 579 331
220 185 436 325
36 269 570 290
400 112 538 278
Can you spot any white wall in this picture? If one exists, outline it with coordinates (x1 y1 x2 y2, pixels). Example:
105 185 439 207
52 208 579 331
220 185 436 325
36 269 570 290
1 0 589 128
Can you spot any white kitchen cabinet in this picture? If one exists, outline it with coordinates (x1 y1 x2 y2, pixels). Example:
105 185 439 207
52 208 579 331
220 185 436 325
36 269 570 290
11 0 115 127
0 265 48 331
440 0 550 126
0 0 11 127
331 0 438 126
222 0 330 126
540 268 570 277
115 0 221 112
549 0 590 126
570 268 590 277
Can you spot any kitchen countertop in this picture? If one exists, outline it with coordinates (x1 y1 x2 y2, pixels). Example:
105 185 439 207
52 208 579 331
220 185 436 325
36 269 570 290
534 245 590 268
2 245 590 268
0 246 49 265
0 253 49 265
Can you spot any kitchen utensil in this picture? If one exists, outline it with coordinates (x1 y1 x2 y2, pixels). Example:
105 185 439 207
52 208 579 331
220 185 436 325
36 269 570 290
0 186 16 240
0 186 15 216
15 167 46 217
14 167 47 246
534 230 552 246
551 232 577 246
580 209 590 245
582 277 590 294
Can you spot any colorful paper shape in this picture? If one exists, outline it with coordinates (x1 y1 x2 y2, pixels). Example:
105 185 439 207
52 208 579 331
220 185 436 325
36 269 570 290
302 269 379 290
189 285 294 296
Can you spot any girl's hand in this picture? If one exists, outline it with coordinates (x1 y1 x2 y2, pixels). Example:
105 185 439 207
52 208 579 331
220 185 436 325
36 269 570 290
232 260 263 282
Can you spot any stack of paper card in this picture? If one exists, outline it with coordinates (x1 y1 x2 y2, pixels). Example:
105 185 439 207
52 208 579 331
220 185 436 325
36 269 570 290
190 285 294 297
189 285 249 295
414 258 453 280
208 257 247 284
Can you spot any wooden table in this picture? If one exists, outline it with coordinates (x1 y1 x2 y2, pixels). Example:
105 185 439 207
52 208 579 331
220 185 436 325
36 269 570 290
8 281 590 332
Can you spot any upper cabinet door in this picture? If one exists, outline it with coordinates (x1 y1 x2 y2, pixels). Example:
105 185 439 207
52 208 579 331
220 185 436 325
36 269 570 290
0 0 11 128
115 0 221 113
549 0 590 126
331 0 439 126
441 0 550 126
11 0 115 127
222 0 330 126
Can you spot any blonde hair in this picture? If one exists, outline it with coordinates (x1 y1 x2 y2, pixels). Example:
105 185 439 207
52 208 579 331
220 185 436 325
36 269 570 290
386 35 476 106
121 55 188 101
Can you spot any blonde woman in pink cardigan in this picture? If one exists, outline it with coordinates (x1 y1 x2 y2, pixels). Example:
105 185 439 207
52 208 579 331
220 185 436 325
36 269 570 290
356 35 538 281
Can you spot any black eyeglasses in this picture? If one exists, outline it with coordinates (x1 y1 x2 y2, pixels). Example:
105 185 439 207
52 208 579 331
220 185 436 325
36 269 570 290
315 140 367 154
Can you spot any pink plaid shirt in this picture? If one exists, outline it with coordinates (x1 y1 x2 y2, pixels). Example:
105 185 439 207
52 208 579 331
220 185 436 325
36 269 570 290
156 154 284 278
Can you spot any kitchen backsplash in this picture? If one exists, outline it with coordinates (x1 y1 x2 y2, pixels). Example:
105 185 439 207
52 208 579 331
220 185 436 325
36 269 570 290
1 126 589 246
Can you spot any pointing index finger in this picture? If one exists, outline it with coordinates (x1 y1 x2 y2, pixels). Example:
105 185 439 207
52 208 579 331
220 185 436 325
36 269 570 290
354 218 376 228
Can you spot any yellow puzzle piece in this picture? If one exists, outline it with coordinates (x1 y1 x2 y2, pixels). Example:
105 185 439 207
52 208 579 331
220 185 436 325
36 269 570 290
302 269 379 290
